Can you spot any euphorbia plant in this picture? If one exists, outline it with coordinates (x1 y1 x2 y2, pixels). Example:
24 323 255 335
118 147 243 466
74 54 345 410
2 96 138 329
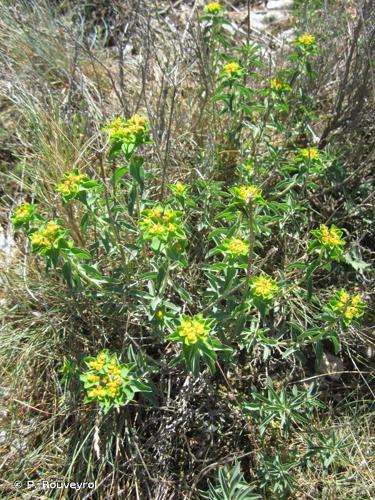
80 350 150 414
167 314 231 376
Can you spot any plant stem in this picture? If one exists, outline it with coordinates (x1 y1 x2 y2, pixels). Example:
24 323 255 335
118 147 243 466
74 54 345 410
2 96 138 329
246 198 255 286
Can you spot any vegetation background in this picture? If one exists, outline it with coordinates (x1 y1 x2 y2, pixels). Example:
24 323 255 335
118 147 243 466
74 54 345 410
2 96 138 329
0 0 374 498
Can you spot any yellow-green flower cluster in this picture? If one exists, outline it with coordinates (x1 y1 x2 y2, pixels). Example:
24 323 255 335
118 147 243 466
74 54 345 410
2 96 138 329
139 205 185 242
174 315 210 345
82 351 124 401
231 184 263 204
224 237 249 257
29 221 64 253
270 78 291 93
251 274 279 301
80 350 150 412
104 114 149 144
11 202 35 228
328 289 366 324
169 182 189 196
297 33 316 47
300 147 319 161
317 224 345 249
223 62 241 76
242 162 254 175
155 309 164 320
55 171 88 197
204 1 224 14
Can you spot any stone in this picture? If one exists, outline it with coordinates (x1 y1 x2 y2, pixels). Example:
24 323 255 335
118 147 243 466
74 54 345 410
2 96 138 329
318 352 344 380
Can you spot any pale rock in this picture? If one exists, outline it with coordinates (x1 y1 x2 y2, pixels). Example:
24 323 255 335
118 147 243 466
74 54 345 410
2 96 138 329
318 352 344 380
267 0 294 10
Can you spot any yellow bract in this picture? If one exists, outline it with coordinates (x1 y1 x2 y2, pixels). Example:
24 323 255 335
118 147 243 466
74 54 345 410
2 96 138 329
223 62 240 75
106 378 122 398
175 182 187 194
344 306 358 320
298 33 316 46
29 221 62 250
105 114 148 141
88 359 105 371
140 205 182 242
162 209 175 222
88 387 106 399
84 351 127 402
87 373 100 384
30 233 52 249
149 223 167 236
205 2 222 14
108 363 121 376
179 318 207 345
56 172 85 195
130 114 147 128
271 78 283 90
14 202 31 221
227 237 249 256
334 290 365 320
235 184 262 203
148 207 163 218
338 290 349 307
270 78 290 92
251 275 278 300
351 294 363 307
43 221 60 237
301 147 319 160
320 225 343 247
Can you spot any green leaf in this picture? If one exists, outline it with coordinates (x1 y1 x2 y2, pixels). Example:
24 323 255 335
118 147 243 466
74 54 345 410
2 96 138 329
69 247 92 260
62 261 74 288
344 252 371 271
108 141 123 159
111 166 128 185
315 341 323 370
129 157 145 188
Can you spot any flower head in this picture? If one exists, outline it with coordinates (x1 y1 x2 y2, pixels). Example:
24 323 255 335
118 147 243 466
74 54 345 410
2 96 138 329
175 182 187 194
155 310 164 320
251 274 279 301
87 373 101 384
56 170 88 197
43 221 60 237
175 315 210 345
232 184 263 204
204 1 223 14
88 387 106 399
297 33 316 46
300 147 319 160
29 221 64 252
81 350 146 411
225 237 249 256
243 162 254 175
104 114 149 145
139 205 185 243
223 62 241 76
328 289 366 324
29 232 52 250
318 224 344 249
270 78 291 93
149 223 167 236
11 202 36 228
169 182 189 197
88 358 105 372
